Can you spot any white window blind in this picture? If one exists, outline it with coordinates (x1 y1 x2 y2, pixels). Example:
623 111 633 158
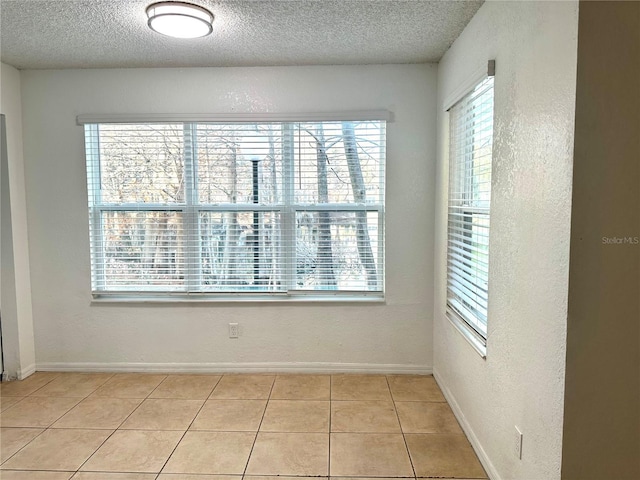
84 120 385 298
447 76 494 340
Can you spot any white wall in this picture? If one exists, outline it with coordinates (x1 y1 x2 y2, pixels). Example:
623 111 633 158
20 64 437 372
0 62 37 379
433 2 578 480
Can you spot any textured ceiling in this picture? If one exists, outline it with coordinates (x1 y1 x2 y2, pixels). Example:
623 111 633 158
0 0 483 70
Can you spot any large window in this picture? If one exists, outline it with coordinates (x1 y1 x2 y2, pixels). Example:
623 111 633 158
83 119 385 298
447 75 494 345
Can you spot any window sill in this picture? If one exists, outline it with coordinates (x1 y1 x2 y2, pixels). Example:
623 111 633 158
446 309 487 359
90 293 386 305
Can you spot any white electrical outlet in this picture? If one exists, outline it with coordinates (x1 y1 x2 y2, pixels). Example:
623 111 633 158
229 323 239 338
515 426 523 459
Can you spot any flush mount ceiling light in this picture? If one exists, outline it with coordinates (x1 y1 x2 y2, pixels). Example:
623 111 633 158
146 2 214 39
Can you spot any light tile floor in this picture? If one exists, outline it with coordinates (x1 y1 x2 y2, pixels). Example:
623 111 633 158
0 372 487 479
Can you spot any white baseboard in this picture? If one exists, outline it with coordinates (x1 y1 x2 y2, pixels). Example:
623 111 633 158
18 363 36 380
37 361 432 375
1 364 37 381
433 368 501 480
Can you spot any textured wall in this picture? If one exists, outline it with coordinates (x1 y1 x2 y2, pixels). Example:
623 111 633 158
20 64 437 372
433 2 578 480
562 2 640 479
0 62 36 379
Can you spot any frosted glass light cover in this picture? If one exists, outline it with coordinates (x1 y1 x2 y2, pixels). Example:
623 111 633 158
146 2 213 39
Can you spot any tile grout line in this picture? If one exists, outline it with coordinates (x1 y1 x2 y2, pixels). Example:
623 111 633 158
31 372 116 398
0 396 27 414
0 374 67 465
23 371 64 395
0 426 48 467
155 373 223 476
2 372 116 473
73 372 174 475
146 374 172 398
75 373 218 475
386 374 417 480
0 371 63 414
241 374 277 477
95 372 170 426
0 372 113 468
73 395 148 472
91 374 163 428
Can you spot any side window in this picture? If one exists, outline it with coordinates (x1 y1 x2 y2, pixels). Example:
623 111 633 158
446 75 494 349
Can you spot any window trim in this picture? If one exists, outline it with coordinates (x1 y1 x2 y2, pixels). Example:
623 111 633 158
83 117 387 301
444 62 495 356
77 111 393 125
89 292 387 304
446 306 487 359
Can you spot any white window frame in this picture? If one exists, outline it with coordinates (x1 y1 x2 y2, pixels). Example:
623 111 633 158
445 63 495 356
81 113 388 302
